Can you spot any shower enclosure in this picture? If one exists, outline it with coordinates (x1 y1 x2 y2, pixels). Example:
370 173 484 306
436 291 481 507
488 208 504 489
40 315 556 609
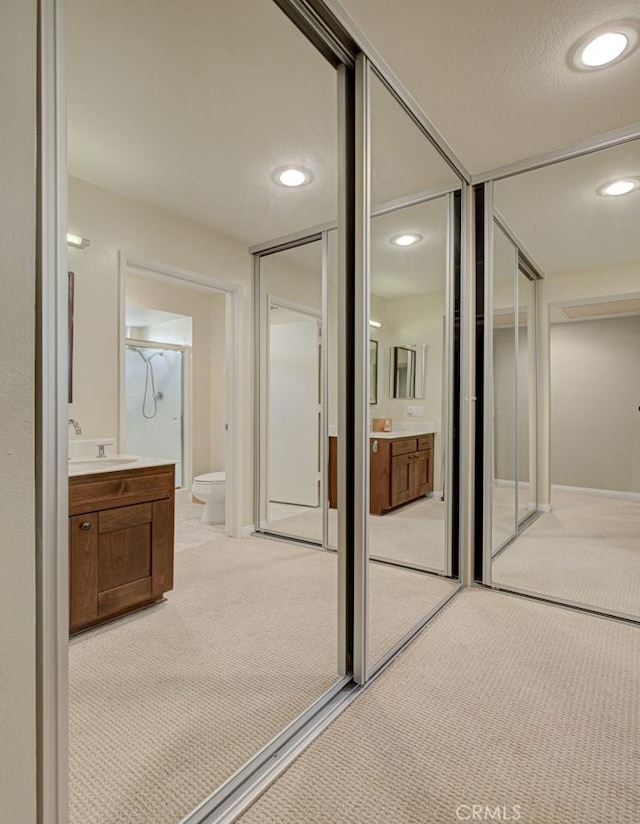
124 340 186 488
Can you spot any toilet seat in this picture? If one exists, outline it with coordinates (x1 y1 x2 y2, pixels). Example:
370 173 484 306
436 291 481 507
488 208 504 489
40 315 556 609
194 471 225 485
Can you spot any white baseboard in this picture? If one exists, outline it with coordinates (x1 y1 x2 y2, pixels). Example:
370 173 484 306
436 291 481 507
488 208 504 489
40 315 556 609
551 484 640 502
174 488 191 504
538 503 552 512
494 479 531 490
242 524 256 537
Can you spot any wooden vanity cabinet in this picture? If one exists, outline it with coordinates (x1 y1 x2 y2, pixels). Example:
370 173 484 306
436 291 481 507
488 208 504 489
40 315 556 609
69 463 175 633
328 433 434 515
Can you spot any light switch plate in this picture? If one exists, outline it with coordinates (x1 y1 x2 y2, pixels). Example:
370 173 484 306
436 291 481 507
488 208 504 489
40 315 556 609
407 405 424 417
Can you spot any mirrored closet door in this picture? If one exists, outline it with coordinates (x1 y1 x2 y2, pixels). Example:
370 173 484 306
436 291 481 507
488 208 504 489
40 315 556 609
364 63 463 673
485 137 640 621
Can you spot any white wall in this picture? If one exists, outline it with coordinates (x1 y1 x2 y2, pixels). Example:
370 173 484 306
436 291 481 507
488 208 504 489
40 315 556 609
537 261 640 504
68 176 253 522
550 316 640 492
0 1 37 819
126 273 226 480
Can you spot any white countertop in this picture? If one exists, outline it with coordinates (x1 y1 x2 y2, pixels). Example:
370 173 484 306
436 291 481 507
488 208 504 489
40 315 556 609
369 430 435 439
68 455 177 478
328 423 436 437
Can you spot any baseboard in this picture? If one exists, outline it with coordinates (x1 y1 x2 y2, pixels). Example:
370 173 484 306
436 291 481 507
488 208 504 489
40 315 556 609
494 479 531 490
174 487 192 504
551 484 640 502
538 503 552 512
242 524 256 537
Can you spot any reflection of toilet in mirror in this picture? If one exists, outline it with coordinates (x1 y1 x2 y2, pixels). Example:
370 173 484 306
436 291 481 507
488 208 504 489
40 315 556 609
192 471 226 525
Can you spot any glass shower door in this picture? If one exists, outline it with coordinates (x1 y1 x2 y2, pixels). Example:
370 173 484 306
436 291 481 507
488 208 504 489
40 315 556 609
124 342 185 487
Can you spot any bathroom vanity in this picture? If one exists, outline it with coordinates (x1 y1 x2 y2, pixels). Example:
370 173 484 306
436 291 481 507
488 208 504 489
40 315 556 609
328 432 434 515
68 460 175 634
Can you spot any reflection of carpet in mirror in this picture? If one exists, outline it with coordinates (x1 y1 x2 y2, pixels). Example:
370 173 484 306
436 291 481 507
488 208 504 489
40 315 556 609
268 496 447 572
69 530 455 824
493 491 640 616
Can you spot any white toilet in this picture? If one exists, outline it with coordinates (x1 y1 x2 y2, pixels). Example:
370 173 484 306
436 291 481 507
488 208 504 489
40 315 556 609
192 471 226 525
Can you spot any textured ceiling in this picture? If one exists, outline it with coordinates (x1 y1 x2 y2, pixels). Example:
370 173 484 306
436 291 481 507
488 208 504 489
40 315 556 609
68 0 640 295
495 139 640 274
339 0 640 174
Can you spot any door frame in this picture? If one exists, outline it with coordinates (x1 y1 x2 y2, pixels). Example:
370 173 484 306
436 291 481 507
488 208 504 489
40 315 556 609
117 253 245 538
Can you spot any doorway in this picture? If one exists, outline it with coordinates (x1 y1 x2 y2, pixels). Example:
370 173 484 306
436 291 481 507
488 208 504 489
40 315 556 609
124 340 188 488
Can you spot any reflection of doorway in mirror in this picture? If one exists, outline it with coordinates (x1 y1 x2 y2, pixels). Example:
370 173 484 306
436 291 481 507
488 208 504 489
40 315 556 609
125 341 187 487
268 302 321 509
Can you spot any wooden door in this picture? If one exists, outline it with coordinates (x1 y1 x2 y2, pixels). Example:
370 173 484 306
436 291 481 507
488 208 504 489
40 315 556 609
391 454 413 507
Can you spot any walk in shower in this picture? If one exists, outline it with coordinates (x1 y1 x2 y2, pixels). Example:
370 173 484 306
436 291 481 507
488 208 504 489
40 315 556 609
124 341 186 487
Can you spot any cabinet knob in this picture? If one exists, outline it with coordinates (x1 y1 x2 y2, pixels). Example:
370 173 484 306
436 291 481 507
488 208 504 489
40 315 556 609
80 521 92 531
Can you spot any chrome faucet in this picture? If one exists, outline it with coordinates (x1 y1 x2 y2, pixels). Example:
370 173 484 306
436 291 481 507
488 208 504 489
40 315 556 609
97 443 106 458
68 419 82 435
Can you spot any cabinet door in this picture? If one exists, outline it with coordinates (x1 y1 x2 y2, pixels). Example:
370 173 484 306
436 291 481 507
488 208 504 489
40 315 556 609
391 454 413 507
69 513 98 630
97 503 154 619
413 450 432 498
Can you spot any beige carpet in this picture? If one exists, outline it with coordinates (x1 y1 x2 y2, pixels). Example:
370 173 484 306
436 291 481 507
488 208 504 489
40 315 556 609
493 491 640 616
240 588 640 824
69 532 455 824
268 496 447 572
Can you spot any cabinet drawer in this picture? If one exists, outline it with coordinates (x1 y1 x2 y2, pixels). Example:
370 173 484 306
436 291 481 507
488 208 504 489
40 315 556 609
70 468 174 515
99 503 152 533
418 434 434 451
391 438 418 456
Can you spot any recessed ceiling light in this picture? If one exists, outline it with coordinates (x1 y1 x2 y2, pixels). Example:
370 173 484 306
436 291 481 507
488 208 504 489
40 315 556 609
597 178 640 197
390 233 422 247
272 165 313 187
571 23 638 70
581 32 628 66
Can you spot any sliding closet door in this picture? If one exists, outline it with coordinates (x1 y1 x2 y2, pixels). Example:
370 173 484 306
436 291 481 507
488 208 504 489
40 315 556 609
67 3 350 823
487 138 640 621
362 62 463 675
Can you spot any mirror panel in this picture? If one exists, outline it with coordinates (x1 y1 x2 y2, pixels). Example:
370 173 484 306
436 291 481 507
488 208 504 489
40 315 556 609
67 2 345 821
490 138 640 619
367 67 460 672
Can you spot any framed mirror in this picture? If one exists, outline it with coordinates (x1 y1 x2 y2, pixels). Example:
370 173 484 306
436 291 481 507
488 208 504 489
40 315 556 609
389 343 427 399
369 339 378 404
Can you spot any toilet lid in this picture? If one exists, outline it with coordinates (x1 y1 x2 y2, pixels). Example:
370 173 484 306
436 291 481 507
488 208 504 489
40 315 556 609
194 471 225 484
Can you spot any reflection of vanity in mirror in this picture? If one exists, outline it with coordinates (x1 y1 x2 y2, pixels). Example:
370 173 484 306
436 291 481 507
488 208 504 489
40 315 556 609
329 340 434 514
328 429 435 514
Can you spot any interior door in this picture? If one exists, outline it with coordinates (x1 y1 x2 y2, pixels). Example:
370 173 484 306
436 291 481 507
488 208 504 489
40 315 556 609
269 313 321 507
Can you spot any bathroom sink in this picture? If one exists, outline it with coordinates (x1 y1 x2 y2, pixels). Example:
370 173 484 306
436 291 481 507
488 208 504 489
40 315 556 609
68 456 138 471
